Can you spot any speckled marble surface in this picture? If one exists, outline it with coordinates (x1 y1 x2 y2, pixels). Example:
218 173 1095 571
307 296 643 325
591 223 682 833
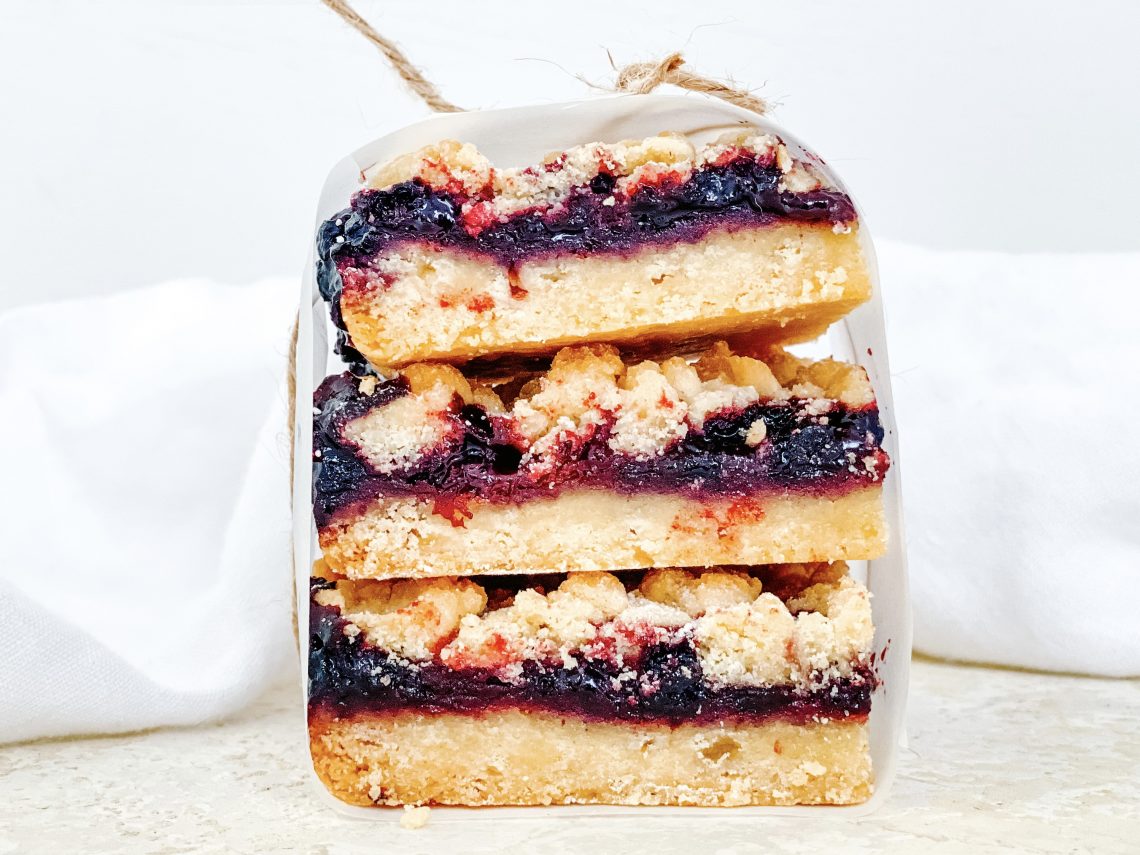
2 658 1137 854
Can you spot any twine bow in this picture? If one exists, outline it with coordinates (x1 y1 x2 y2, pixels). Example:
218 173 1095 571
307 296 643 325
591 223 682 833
610 51 768 115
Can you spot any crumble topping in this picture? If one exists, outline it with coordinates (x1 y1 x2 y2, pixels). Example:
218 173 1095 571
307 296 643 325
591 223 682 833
314 576 486 660
332 341 877 476
341 380 457 474
316 564 873 689
745 419 768 447
787 579 875 680
639 568 762 616
695 594 797 686
363 140 493 200
361 131 831 231
761 347 875 406
336 362 503 473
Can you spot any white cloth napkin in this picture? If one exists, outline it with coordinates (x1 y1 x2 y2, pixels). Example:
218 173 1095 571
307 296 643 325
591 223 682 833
0 245 1136 744
878 241 1140 677
0 279 298 744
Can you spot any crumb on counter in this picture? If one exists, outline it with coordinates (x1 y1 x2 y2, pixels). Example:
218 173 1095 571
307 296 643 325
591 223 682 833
399 804 431 829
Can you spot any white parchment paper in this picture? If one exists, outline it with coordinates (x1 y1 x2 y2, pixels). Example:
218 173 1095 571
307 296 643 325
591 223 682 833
293 93 911 819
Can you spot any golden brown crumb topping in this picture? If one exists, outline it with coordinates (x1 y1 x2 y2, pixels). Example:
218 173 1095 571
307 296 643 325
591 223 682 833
338 341 874 473
315 564 873 689
361 131 832 226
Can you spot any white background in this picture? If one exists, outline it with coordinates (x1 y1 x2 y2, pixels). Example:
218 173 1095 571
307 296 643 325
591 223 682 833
1 0 1138 311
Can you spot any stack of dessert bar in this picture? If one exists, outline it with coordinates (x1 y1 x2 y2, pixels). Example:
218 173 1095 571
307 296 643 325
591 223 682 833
308 131 890 807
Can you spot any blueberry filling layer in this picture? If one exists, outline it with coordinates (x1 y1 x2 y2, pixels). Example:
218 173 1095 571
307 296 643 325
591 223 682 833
315 156 857 366
312 373 888 527
308 589 875 725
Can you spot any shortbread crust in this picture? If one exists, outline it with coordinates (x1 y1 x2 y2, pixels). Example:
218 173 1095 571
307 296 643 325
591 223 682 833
319 488 886 580
310 712 871 807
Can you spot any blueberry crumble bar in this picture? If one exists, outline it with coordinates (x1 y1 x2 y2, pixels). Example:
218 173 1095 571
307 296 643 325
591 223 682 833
313 341 889 579
305 117 897 812
317 131 870 371
308 562 876 806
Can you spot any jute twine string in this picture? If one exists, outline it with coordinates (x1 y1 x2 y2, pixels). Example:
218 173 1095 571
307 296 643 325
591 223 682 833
319 0 463 113
319 0 769 116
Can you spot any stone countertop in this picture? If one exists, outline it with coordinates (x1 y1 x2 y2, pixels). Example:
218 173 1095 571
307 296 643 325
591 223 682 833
2 659 1137 854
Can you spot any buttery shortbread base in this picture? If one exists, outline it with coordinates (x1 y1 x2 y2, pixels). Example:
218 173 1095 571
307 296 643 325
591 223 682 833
341 224 869 368
319 487 886 580
309 711 872 807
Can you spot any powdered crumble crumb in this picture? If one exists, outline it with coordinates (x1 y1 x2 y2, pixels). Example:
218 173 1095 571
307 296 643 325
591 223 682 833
399 804 431 829
745 419 768 447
